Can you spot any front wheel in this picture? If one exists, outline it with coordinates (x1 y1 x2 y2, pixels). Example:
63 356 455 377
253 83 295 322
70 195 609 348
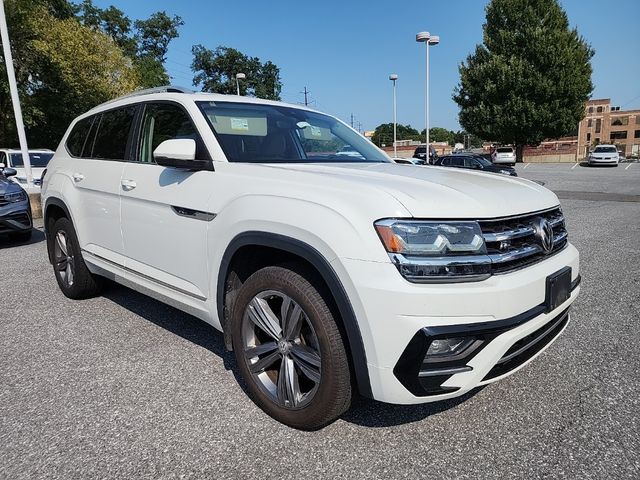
231 265 352 430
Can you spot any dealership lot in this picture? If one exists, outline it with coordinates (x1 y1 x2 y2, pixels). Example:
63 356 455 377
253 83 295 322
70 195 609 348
1 164 639 479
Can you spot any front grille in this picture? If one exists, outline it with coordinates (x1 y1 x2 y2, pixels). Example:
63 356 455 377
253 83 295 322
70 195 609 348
0 212 32 232
482 307 570 381
479 207 568 274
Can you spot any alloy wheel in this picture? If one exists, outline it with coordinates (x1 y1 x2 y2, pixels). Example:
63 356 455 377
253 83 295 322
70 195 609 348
54 230 75 287
241 290 321 409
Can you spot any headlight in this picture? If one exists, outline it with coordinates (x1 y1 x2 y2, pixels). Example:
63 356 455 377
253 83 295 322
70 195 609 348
4 191 27 203
375 219 491 282
500 169 511 175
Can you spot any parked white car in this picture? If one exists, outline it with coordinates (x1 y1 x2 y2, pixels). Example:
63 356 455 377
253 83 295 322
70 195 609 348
588 145 619 166
41 87 580 429
491 146 516 166
0 149 54 188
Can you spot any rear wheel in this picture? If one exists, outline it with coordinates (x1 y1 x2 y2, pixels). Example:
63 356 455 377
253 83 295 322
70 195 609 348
51 217 103 299
231 265 352 430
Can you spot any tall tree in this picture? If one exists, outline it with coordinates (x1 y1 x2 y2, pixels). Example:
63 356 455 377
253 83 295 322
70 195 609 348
453 0 593 161
191 45 282 100
371 123 421 146
75 1 183 87
0 0 140 147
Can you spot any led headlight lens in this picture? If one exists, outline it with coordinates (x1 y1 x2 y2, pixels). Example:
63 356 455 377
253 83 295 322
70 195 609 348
375 220 486 256
375 219 490 282
4 191 27 203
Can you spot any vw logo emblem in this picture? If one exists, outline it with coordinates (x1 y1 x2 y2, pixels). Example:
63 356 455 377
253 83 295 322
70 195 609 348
533 217 554 254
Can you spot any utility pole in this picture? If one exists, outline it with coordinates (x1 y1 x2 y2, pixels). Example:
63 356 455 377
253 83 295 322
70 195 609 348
0 0 33 187
350 114 355 129
357 121 362 133
302 86 309 106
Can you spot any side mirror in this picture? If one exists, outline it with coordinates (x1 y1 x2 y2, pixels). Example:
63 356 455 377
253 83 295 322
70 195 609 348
153 139 213 171
2 167 17 178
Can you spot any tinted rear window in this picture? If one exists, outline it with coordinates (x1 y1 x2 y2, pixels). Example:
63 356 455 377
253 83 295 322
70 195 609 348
66 117 95 157
92 106 137 160
496 147 513 153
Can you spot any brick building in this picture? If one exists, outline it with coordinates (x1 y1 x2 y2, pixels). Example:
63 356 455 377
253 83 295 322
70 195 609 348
578 98 640 158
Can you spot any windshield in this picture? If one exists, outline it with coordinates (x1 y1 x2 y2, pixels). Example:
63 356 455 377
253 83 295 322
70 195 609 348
197 102 389 163
593 146 617 153
10 152 53 167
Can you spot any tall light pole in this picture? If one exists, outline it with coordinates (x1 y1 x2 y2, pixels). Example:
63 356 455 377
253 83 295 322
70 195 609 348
416 31 439 164
235 73 246 95
389 74 398 158
0 0 33 187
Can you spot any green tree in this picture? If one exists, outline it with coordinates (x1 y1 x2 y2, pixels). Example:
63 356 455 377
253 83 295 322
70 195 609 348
75 1 183 87
0 0 140 147
372 123 421 146
191 45 282 100
453 0 593 161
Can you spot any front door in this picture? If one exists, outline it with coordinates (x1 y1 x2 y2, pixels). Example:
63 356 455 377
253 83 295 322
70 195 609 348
120 102 214 302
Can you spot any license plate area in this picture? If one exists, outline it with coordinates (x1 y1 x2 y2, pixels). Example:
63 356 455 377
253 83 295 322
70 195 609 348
545 267 572 312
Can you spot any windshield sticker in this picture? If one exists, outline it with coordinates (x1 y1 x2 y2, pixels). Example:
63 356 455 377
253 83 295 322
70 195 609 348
310 126 322 137
230 118 249 131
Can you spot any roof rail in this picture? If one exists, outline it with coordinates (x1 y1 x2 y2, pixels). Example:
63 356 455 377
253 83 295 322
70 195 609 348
98 85 195 108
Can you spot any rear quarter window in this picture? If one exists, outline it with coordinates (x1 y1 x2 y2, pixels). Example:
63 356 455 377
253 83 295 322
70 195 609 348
66 117 95 157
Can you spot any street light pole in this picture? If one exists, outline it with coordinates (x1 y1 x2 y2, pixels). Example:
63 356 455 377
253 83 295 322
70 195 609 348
389 74 398 158
235 73 246 95
416 31 439 164
0 0 32 187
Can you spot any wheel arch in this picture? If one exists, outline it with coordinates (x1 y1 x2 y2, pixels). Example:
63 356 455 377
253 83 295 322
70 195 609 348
43 197 73 264
217 231 373 398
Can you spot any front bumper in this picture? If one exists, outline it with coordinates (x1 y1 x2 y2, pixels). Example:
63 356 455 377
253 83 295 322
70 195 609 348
0 200 33 234
337 242 580 404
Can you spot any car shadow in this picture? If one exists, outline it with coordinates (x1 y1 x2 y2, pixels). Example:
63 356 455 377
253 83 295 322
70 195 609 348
0 228 46 249
341 387 484 428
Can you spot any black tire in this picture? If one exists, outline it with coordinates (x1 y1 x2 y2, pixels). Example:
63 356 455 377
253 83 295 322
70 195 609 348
231 265 352 430
9 229 32 242
50 217 103 299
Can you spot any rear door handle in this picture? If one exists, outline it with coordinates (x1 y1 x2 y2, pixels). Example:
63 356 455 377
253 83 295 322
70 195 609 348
72 173 84 183
121 179 137 191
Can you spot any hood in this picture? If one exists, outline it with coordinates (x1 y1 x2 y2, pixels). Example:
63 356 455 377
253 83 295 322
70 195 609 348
0 175 25 195
266 162 558 219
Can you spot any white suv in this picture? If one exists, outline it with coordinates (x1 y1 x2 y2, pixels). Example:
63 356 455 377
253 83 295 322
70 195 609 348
491 146 516 166
41 87 580 429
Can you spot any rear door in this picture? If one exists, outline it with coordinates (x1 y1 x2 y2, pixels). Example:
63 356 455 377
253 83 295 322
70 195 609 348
65 107 136 264
119 101 214 302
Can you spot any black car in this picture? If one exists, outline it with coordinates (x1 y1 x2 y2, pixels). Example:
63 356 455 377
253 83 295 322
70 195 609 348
412 145 437 164
0 167 33 241
434 154 517 176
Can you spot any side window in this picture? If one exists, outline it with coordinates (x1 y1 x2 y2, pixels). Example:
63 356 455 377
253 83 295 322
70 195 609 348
464 157 477 168
441 157 450 166
138 103 199 163
0 152 6 167
92 106 136 160
451 157 464 167
66 116 95 157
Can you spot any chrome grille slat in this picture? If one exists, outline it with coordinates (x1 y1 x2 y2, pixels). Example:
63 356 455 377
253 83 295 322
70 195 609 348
479 207 568 274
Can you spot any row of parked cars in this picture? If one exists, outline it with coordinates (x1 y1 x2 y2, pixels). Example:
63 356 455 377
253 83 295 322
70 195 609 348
393 146 518 176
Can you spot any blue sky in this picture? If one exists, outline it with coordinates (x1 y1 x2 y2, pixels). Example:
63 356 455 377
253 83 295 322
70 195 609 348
95 0 640 132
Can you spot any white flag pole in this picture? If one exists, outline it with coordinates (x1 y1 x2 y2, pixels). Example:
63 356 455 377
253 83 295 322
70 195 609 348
0 0 33 187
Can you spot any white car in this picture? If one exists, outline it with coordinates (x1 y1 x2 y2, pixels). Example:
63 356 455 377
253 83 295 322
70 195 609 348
41 87 580 429
0 148 54 188
491 146 516 166
588 145 619 166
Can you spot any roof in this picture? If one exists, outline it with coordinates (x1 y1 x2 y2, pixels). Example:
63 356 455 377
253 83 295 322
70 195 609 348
87 85 320 116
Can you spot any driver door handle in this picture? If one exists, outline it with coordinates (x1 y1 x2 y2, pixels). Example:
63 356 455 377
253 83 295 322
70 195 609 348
121 179 137 191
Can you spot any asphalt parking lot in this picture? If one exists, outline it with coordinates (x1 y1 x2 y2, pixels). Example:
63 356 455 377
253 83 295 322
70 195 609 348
1 163 639 479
